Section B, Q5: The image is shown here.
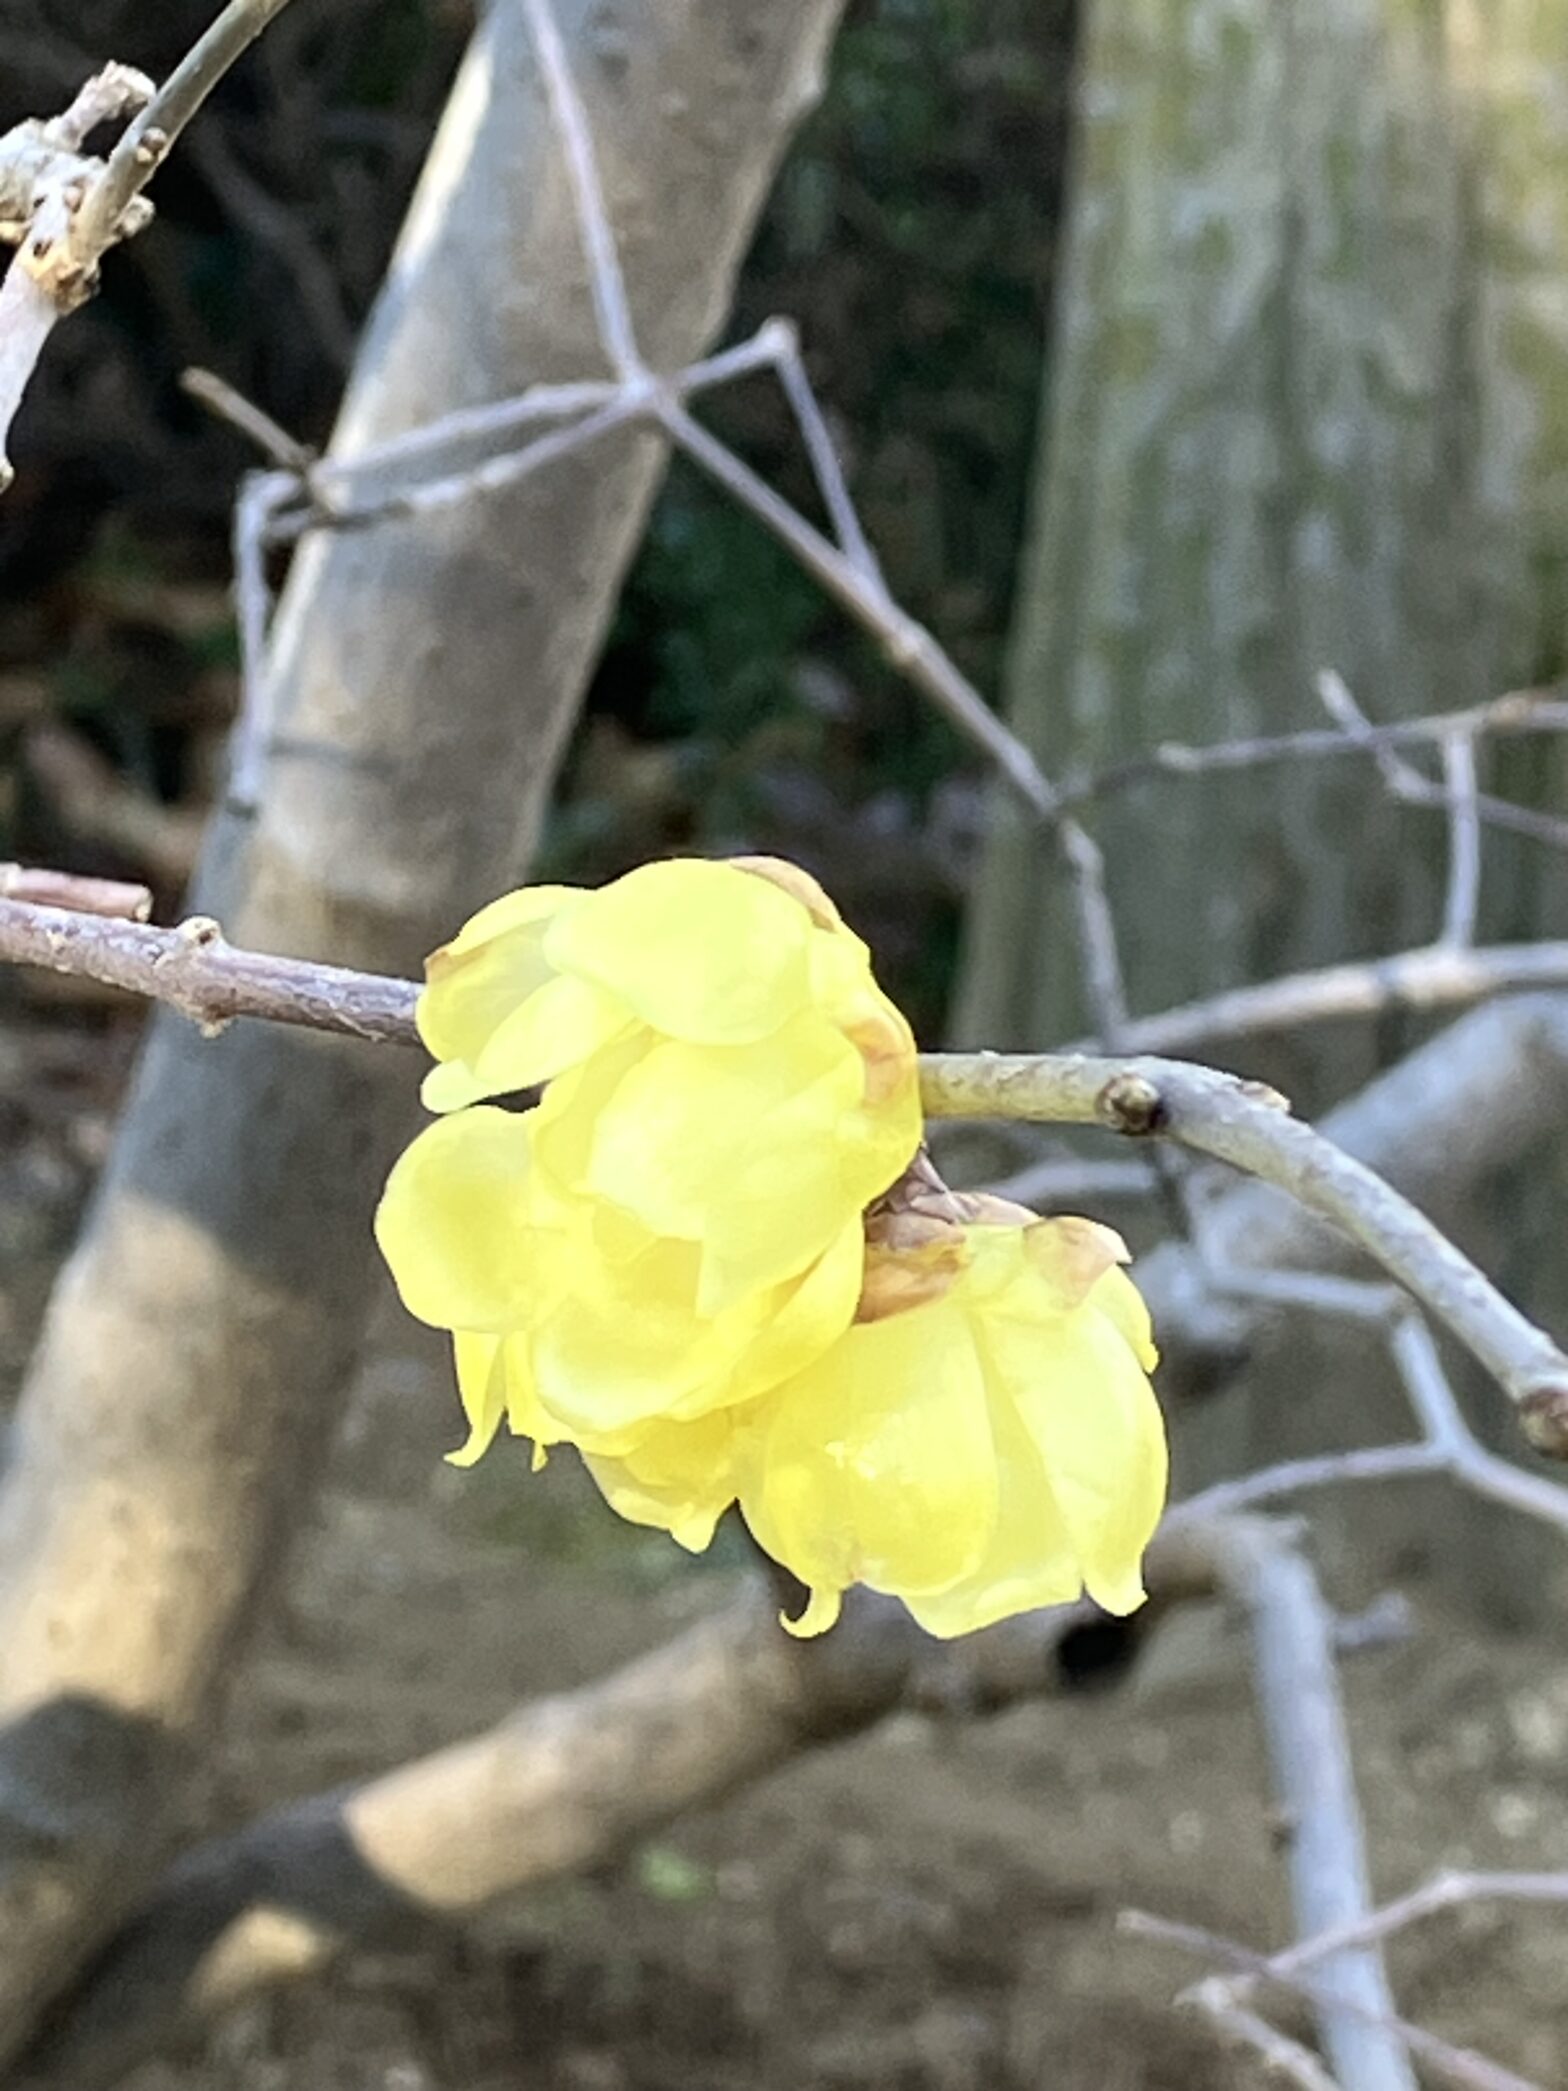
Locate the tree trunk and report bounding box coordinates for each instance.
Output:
[0,0,845,2061]
[957,0,1568,1067]
[952,0,1568,1597]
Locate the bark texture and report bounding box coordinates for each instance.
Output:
[957,0,1568,1059]
[0,0,845,2060]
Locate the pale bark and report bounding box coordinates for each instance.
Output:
[18,1529,1230,2091]
[0,0,845,2060]
[956,0,1568,1062]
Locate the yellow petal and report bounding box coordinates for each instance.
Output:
[779,1585,843,1638]
[719,1217,864,1409]
[901,1381,1083,1637]
[583,1018,865,1301]
[448,1331,507,1467]
[1087,1262,1160,1372]
[373,1107,539,1332]
[418,886,580,1072]
[496,1330,569,1450]
[983,1303,1167,1617]
[738,1297,997,1607]
[464,971,634,1097]
[529,1232,765,1441]
[581,1406,742,1553]
[543,858,814,1044]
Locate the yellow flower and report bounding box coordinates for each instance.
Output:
[374,856,922,1461]
[733,1215,1166,1639]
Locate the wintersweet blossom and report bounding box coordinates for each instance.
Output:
[374,856,921,1458]
[577,1207,1167,1640]
[375,852,1167,1642]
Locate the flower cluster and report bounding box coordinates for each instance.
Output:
[376,855,1167,1638]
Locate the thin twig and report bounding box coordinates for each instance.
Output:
[70,0,300,261]
[1060,687,1568,805]
[1271,1871,1568,1976]
[1203,1520,1417,2090]
[518,0,643,378]
[0,0,301,485]
[225,467,297,810]
[0,897,418,1042]
[0,891,1561,1458]
[1088,941,1568,1056]
[0,864,151,920]
[181,367,316,474]
[766,316,879,575]
[1439,730,1482,949]
[1123,1913,1541,2091]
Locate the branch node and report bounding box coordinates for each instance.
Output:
[1518,1381,1568,1461]
[175,914,224,949]
[1095,1070,1167,1136]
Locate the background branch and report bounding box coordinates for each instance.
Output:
[0,887,1562,1461]
[0,0,297,486]
[12,1528,1226,2090]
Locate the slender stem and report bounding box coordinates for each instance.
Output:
[1209,1521,1418,2091]
[72,0,301,259]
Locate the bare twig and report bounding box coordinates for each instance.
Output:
[0,864,150,921]
[0,897,418,1042]
[921,1052,1568,1446]
[518,0,643,379]
[1180,1977,1345,2091]
[1171,1281,1568,1536]
[0,0,300,486]
[69,0,300,261]
[1439,730,1482,949]
[766,315,879,575]
[0,891,1561,1459]
[1202,1520,1417,2091]
[1317,670,1568,864]
[1060,685,1568,805]
[1124,1914,1541,2091]
[181,367,316,471]
[1271,1870,1568,1975]
[1090,942,1568,1056]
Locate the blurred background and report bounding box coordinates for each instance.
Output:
[4,2,1568,2086]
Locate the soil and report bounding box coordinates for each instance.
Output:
[3,1008,1568,2091]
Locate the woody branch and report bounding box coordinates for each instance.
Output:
[1,887,1564,1460]
[0,0,298,487]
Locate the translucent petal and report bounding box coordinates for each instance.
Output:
[780,1585,843,1639]
[1014,1215,1131,1309]
[496,1330,568,1449]
[465,972,633,1096]
[529,1033,654,1194]
[718,1217,863,1410]
[543,858,814,1044]
[373,1108,539,1332]
[584,1018,865,1300]
[530,1233,770,1441]
[901,1380,1083,1637]
[418,886,580,1071]
[448,1332,506,1467]
[1087,1263,1159,1371]
[738,1298,997,1605]
[581,1406,742,1553]
[983,1304,1167,1617]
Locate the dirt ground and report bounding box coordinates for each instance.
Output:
[4,1008,1568,2091]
